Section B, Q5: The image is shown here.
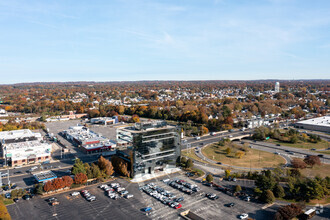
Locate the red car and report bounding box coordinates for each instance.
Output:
[175,204,182,209]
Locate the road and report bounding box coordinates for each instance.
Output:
[182,130,330,165]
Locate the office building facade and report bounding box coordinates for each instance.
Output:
[117,121,181,178]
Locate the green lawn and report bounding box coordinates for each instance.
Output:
[266,138,329,150]
[181,149,208,163]
[201,143,285,168]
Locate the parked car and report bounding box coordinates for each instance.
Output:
[124,194,134,199]
[276,144,281,146]
[318,154,324,157]
[142,207,152,212]
[311,148,317,151]
[23,195,31,200]
[13,198,20,203]
[195,137,201,140]
[47,197,57,202]
[226,203,235,207]
[5,193,11,199]
[71,192,80,196]
[239,213,249,219]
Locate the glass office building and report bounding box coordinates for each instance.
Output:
[116,121,181,178]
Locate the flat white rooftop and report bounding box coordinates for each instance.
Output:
[0,129,40,140]
[296,116,330,128]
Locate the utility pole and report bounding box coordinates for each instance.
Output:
[7,169,10,185]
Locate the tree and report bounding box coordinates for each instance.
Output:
[62,176,73,188]
[261,190,275,204]
[186,159,194,169]
[44,181,55,192]
[98,156,114,177]
[235,151,245,159]
[225,147,231,155]
[132,114,140,123]
[74,173,88,185]
[0,199,11,220]
[36,183,44,195]
[290,135,298,144]
[273,184,285,198]
[274,204,303,220]
[225,169,231,178]
[84,163,93,179]
[72,159,86,175]
[181,157,187,167]
[304,155,321,167]
[201,126,209,135]
[10,189,18,198]
[91,163,101,178]
[206,174,213,183]
[52,178,65,190]
[291,158,307,169]
[235,185,242,193]
[111,156,130,177]
[255,174,276,192]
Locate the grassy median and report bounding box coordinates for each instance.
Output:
[266,138,329,150]
[202,143,286,169]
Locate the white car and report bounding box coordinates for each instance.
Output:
[239,213,248,219]
[71,192,80,196]
[125,194,134,199]
[99,185,107,189]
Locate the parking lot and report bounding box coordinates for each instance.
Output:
[7,173,329,220]
[7,179,149,220]
[137,172,275,220]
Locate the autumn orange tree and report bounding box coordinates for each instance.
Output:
[98,156,114,177]
[74,173,88,185]
[111,156,130,177]
[52,178,65,190]
[62,176,73,188]
[43,181,55,192]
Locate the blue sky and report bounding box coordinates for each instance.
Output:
[0,0,329,83]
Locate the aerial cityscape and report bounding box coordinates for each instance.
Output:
[0,1,329,220]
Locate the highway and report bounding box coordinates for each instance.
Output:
[181,129,330,170]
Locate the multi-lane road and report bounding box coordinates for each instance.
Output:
[181,129,330,166]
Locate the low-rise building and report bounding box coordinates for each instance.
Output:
[0,129,52,167]
[33,170,57,183]
[90,116,118,125]
[62,126,116,154]
[295,116,330,133]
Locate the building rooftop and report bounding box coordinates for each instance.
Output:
[0,129,41,141]
[33,171,57,183]
[119,121,176,133]
[296,116,330,128]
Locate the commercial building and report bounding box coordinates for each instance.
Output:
[245,116,278,129]
[33,170,57,183]
[116,121,181,180]
[62,126,116,154]
[0,129,52,167]
[90,116,118,125]
[295,116,330,133]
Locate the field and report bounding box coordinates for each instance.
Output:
[202,143,286,169]
[301,163,330,178]
[181,149,208,163]
[266,138,329,150]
